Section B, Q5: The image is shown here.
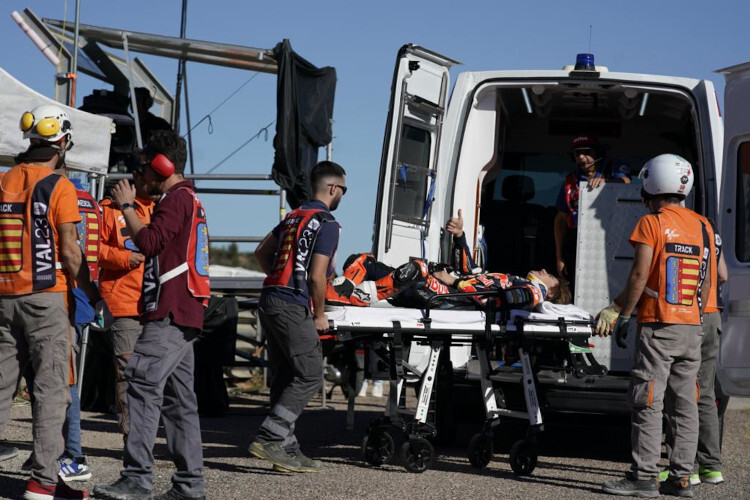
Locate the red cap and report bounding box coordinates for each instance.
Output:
[570,134,598,150]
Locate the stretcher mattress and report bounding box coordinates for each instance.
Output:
[326,303,594,373]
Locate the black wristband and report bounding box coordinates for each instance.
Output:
[120,202,134,211]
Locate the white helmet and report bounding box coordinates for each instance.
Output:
[19,104,73,143]
[639,154,693,198]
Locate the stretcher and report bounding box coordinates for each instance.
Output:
[324,291,600,475]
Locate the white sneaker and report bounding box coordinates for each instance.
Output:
[358,380,369,398]
[371,380,384,398]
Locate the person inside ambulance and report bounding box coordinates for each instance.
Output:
[0,104,101,499]
[98,163,155,438]
[94,130,209,500]
[595,154,712,497]
[554,134,631,293]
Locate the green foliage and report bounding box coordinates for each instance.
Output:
[210,243,262,271]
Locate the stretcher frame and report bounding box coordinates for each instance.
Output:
[325,291,598,474]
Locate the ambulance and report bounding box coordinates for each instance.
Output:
[371,44,750,409]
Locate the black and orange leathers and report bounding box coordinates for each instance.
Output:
[328,254,545,311]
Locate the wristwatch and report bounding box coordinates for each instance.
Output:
[120,202,134,212]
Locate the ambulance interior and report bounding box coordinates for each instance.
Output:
[477,83,704,303]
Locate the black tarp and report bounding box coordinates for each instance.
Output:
[272,39,336,208]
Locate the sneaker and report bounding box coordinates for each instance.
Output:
[92,476,151,500]
[358,380,369,398]
[658,470,669,482]
[602,477,659,498]
[154,488,205,500]
[698,467,724,484]
[23,479,88,500]
[271,451,323,473]
[0,442,18,461]
[660,476,693,497]
[248,440,304,473]
[59,456,92,482]
[689,474,700,486]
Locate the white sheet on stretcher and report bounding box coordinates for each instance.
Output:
[326,303,489,332]
[326,302,594,373]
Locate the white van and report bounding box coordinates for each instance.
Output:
[371,44,750,407]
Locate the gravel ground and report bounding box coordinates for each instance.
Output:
[0,390,747,499]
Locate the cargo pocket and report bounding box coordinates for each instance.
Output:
[125,343,165,386]
[628,369,655,409]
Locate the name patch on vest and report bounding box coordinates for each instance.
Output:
[0,203,24,215]
[666,243,699,256]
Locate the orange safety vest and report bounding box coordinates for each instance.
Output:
[141,186,210,312]
[637,207,712,325]
[263,207,337,293]
[0,173,64,294]
[75,189,100,281]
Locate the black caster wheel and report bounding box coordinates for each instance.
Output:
[362,429,395,466]
[400,437,435,473]
[467,432,493,469]
[509,439,537,476]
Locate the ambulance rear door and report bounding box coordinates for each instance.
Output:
[716,61,750,397]
[373,44,460,266]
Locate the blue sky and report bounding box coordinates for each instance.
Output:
[2,0,749,270]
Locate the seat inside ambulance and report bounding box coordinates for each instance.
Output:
[477,83,705,296]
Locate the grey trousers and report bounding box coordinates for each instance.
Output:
[665,312,723,472]
[111,316,142,434]
[256,294,323,454]
[630,323,701,480]
[695,312,723,471]
[121,318,204,496]
[0,293,70,486]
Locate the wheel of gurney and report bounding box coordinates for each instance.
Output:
[362,429,395,466]
[400,437,435,473]
[509,439,538,476]
[467,433,493,469]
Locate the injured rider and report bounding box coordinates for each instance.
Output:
[327,210,571,311]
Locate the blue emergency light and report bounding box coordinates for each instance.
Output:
[574,53,596,71]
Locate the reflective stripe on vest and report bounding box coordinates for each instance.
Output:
[0,173,62,294]
[76,189,100,281]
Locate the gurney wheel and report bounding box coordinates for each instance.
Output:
[467,433,493,469]
[400,437,434,473]
[362,429,395,466]
[509,439,537,476]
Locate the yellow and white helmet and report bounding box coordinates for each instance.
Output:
[19,104,73,144]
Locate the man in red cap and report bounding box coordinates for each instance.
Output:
[553,134,630,293]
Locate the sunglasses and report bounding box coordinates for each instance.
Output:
[328,183,348,195]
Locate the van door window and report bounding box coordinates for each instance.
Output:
[737,141,750,262]
[393,124,432,220]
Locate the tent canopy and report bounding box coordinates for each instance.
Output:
[0,67,113,173]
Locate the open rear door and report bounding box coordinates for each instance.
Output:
[373,44,459,266]
[716,62,750,396]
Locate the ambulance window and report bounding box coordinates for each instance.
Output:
[393,124,432,219]
[737,141,750,262]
